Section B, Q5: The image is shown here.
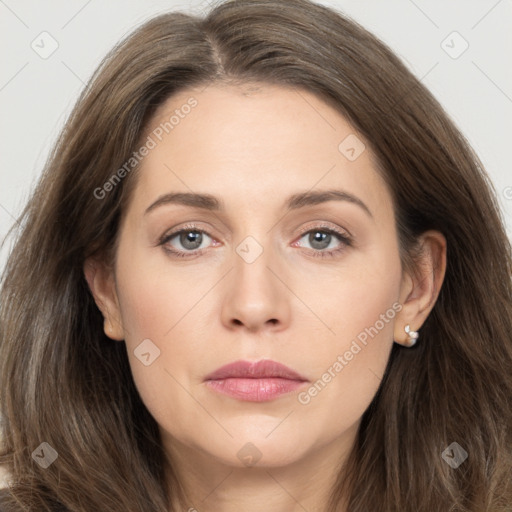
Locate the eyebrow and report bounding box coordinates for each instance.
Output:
[144,189,373,218]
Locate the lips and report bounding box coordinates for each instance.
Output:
[204,359,309,402]
[204,359,308,381]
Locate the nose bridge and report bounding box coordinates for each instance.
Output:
[220,228,290,331]
[228,204,277,274]
[233,231,278,298]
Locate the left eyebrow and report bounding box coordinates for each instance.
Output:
[144,188,373,218]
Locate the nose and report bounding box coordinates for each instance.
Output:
[220,239,291,333]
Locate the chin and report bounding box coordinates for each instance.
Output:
[205,433,310,469]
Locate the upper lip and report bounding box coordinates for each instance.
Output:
[204,359,308,381]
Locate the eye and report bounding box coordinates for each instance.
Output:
[159,224,216,258]
[158,223,352,260]
[294,224,352,258]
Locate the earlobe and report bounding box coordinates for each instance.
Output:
[83,258,125,341]
[394,230,447,347]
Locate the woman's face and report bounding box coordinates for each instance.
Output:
[93,83,412,470]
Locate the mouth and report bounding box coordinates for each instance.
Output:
[204,359,309,402]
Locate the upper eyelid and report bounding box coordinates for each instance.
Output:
[161,222,351,246]
[160,223,215,240]
[296,222,351,236]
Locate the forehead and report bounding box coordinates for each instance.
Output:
[130,82,391,218]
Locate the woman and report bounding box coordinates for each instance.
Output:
[1,0,511,510]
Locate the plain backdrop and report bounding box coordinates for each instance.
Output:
[0,0,511,276]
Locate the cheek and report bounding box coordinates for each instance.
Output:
[294,231,402,345]
[114,235,200,342]
[295,249,401,435]
[112,243,202,408]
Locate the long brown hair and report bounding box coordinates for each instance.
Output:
[1,0,511,510]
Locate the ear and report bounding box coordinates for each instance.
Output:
[83,257,125,341]
[394,230,447,347]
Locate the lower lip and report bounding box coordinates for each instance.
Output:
[205,378,307,402]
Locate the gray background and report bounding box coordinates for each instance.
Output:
[1,0,511,277]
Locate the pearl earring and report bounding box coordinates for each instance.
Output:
[404,324,419,347]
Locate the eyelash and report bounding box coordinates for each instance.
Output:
[296,224,352,259]
[159,223,353,259]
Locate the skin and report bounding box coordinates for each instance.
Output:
[85,83,446,512]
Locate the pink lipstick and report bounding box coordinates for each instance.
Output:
[204,359,308,402]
